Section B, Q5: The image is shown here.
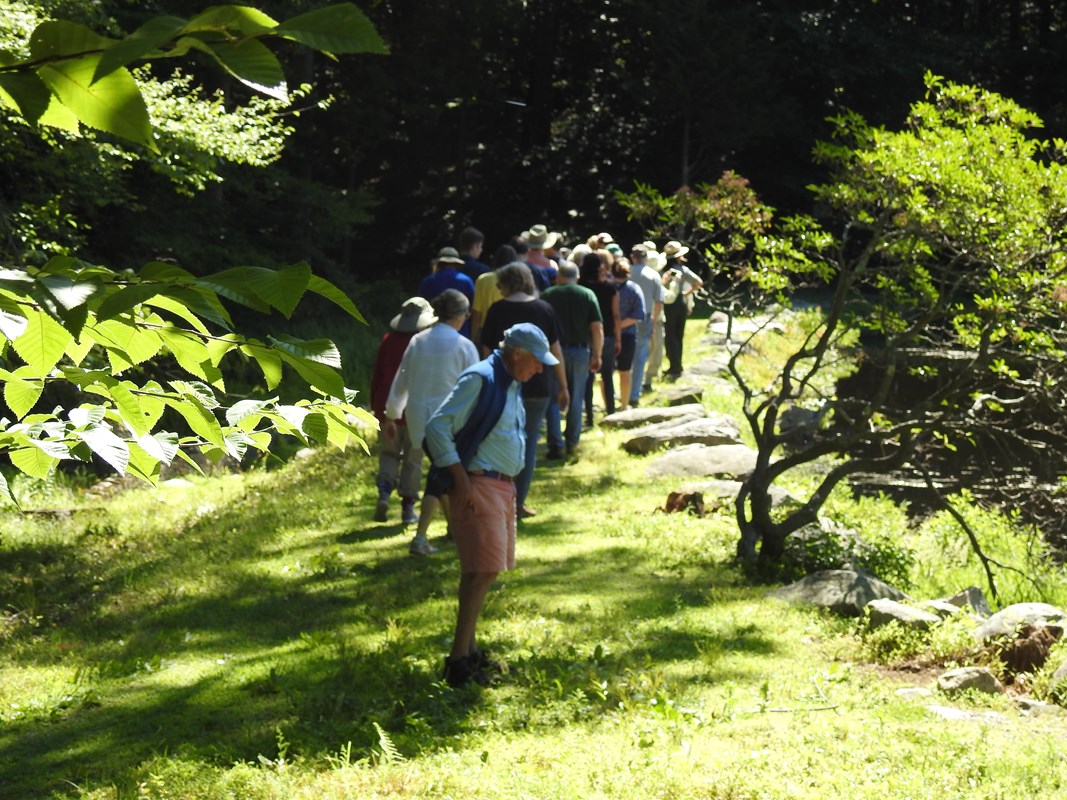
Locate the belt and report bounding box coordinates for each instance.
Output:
[561,342,588,349]
[468,469,515,483]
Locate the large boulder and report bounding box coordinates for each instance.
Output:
[622,415,742,455]
[645,443,760,480]
[766,569,906,617]
[942,587,993,619]
[601,404,706,430]
[661,384,705,406]
[972,602,1067,643]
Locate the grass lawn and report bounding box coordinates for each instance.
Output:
[2,318,1067,799]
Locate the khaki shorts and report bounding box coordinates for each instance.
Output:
[451,475,516,573]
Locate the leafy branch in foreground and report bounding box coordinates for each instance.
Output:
[0,256,373,503]
[0,3,387,150]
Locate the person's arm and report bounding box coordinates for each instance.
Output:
[550,341,569,413]
[383,347,414,440]
[589,321,604,372]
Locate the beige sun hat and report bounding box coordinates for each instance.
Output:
[435,246,465,265]
[663,240,690,259]
[527,224,550,248]
[390,297,437,332]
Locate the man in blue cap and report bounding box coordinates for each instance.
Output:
[424,322,559,688]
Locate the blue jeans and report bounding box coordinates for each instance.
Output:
[517,395,551,510]
[545,371,564,451]
[630,319,654,403]
[552,344,590,448]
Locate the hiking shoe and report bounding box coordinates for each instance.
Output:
[409,538,438,556]
[373,496,389,522]
[400,500,418,525]
[442,655,489,688]
[545,447,564,460]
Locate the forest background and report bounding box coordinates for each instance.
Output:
[6,0,1065,338]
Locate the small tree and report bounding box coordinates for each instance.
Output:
[728,73,1067,578]
[0,4,388,502]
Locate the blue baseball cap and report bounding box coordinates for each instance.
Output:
[503,322,559,365]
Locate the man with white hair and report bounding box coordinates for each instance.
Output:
[425,323,558,688]
[628,245,665,405]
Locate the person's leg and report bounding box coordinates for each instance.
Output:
[562,345,590,449]
[375,426,401,521]
[664,302,684,375]
[617,332,636,410]
[450,571,498,660]
[545,371,564,457]
[516,396,550,516]
[648,317,664,387]
[584,362,595,426]
[630,320,652,404]
[410,493,441,555]
[397,427,423,524]
[599,336,616,414]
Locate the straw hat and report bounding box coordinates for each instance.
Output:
[434,246,465,265]
[390,297,437,332]
[663,240,690,259]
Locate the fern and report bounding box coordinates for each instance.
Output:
[373,722,404,764]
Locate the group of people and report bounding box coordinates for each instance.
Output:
[368,225,704,687]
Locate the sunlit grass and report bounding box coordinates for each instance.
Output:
[2,316,1067,799]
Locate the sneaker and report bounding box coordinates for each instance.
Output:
[409,538,438,556]
[373,496,389,522]
[442,654,489,688]
[400,500,418,525]
[641,383,652,394]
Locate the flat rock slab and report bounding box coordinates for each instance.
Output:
[661,384,705,406]
[601,404,706,430]
[767,569,906,617]
[937,666,1003,696]
[645,443,760,480]
[623,415,742,455]
[685,354,731,378]
[866,598,942,631]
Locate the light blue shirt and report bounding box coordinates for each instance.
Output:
[424,359,526,477]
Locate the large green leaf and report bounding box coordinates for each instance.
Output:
[307,273,366,322]
[0,294,29,342]
[194,272,270,313]
[182,6,278,36]
[136,431,179,465]
[96,283,163,321]
[90,319,163,366]
[103,379,149,437]
[268,334,341,368]
[10,446,58,479]
[240,343,282,389]
[208,264,311,318]
[276,350,345,398]
[0,71,52,123]
[29,20,111,59]
[226,397,274,427]
[93,16,186,83]
[76,424,129,475]
[12,309,72,373]
[160,395,225,449]
[125,442,162,484]
[275,4,388,55]
[153,287,233,331]
[158,328,224,387]
[208,39,287,101]
[38,57,155,149]
[4,373,42,419]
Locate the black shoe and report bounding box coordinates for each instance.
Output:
[545,447,563,460]
[442,655,489,688]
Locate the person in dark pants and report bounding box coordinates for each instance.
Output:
[579,251,620,423]
[660,241,703,379]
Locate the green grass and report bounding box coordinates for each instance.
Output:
[2,317,1067,799]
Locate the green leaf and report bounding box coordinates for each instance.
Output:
[10,446,58,479]
[160,395,225,449]
[96,283,163,321]
[0,471,18,509]
[205,333,240,366]
[208,39,288,101]
[158,328,224,387]
[29,22,153,148]
[194,272,270,313]
[301,411,329,444]
[136,431,179,465]
[169,379,220,411]
[151,287,233,331]
[182,6,278,36]
[68,405,107,428]
[0,298,29,342]
[125,442,161,484]
[226,398,274,427]
[223,428,256,460]
[268,334,341,368]
[90,319,163,367]
[104,379,148,437]
[4,375,42,419]
[241,343,282,389]
[275,3,389,55]
[276,350,345,398]
[12,309,72,373]
[207,264,311,318]
[308,273,366,322]
[76,425,129,475]
[93,16,187,83]
[0,71,52,124]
